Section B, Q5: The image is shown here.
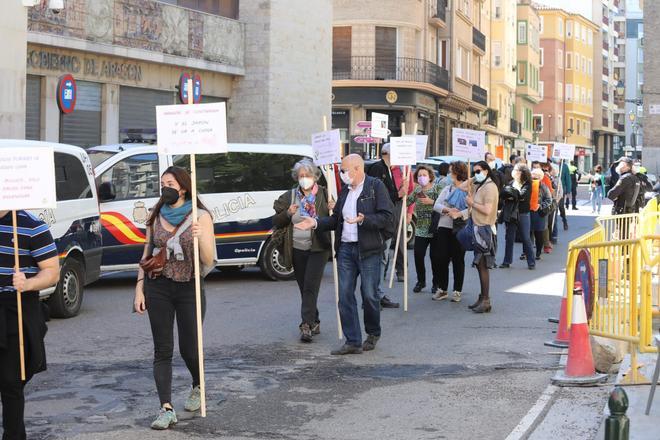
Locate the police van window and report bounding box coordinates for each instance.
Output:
[175,153,305,193]
[100,154,160,201]
[54,152,92,201]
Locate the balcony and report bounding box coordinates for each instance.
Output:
[431,0,447,24]
[484,108,498,127]
[603,15,609,26]
[333,56,449,91]
[603,92,610,102]
[603,40,610,51]
[473,27,486,53]
[602,116,610,128]
[614,46,619,57]
[510,119,521,136]
[472,84,488,107]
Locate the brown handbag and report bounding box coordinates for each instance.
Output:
[139,214,190,278]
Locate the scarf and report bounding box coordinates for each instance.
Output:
[160,200,192,226]
[297,184,318,218]
[530,180,540,212]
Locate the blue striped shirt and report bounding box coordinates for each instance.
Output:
[0,211,57,293]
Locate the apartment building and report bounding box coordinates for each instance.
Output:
[332,0,490,157]
[516,0,542,145]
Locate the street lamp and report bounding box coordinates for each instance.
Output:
[617,80,643,105]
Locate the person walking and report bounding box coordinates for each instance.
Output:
[367,143,414,308]
[432,161,468,302]
[450,161,499,313]
[530,168,552,261]
[608,157,642,216]
[499,164,536,270]
[589,165,606,214]
[559,159,571,230]
[407,165,442,294]
[0,210,59,440]
[272,159,332,343]
[133,166,216,430]
[295,155,393,355]
[566,162,581,210]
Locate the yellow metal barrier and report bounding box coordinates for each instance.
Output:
[565,197,659,384]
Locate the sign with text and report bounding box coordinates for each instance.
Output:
[370,112,389,139]
[452,128,485,161]
[156,102,227,155]
[0,147,56,210]
[526,143,547,163]
[311,129,341,166]
[407,135,429,163]
[389,136,417,166]
[552,143,576,160]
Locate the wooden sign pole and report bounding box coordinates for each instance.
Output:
[322,116,343,340]
[12,211,26,381]
[187,78,207,417]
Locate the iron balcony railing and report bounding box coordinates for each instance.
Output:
[472,84,488,106]
[510,118,522,135]
[473,27,486,52]
[333,56,449,90]
[434,0,447,22]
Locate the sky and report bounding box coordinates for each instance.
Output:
[535,0,593,20]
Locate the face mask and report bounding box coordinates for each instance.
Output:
[340,171,353,186]
[299,177,314,190]
[418,175,430,186]
[488,161,496,170]
[512,170,521,181]
[161,186,180,205]
[474,172,487,183]
[444,175,454,185]
[632,165,640,174]
[616,163,626,175]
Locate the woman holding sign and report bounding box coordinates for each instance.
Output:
[133,167,215,430]
[272,159,333,343]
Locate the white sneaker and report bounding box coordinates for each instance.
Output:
[451,291,462,303]
[432,291,448,301]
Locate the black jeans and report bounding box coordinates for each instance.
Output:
[0,381,25,440]
[292,248,329,326]
[413,236,436,286]
[145,277,206,406]
[434,227,465,292]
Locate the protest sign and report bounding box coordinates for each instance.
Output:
[0,147,56,210]
[156,102,228,155]
[311,129,342,166]
[370,112,389,139]
[390,136,417,166]
[452,128,485,161]
[526,143,548,163]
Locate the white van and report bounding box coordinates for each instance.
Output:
[0,140,102,318]
[88,142,314,280]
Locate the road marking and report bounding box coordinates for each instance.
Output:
[504,384,559,440]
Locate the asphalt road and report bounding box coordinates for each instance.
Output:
[22,196,605,440]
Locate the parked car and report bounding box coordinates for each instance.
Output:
[89,142,320,281]
[0,140,103,318]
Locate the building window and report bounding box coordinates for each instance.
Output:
[558,49,563,68]
[539,48,544,66]
[457,45,471,81]
[576,119,581,135]
[539,16,544,34]
[575,22,580,40]
[493,41,502,67]
[517,61,527,84]
[558,82,563,101]
[332,27,352,75]
[438,38,449,69]
[588,59,592,76]
[159,0,239,19]
[558,18,563,36]
[566,20,573,38]
[494,0,501,19]
[582,26,587,42]
[566,84,572,101]
[569,118,574,132]
[581,56,586,73]
[566,52,572,69]
[533,114,543,133]
[459,0,471,17]
[557,115,563,136]
[588,31,593,45]
[518,21,528,44]
[375,26,397,80]
[588,89,592,103]
[539,80,544,99]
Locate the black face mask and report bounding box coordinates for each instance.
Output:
[161,187,180,205]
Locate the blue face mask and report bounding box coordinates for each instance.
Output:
[444,175,453,185]
[474,172,487,183]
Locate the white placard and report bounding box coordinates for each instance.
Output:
[410,135,429,163]
[311,129,341,166]
[0,147,56,210]
[370,112,389,139]
[552,143,576,160]
[390,137,417,166]
[156,102,228,155]
[649,104,660,115]
[526,144,547,163]
[452,128,485,161]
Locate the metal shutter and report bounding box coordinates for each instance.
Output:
[25,75,41,140]
[60,81,102,149]
[119,86,174,136]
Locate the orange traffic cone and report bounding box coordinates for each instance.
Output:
[552,284,607,386]
[544,282,574,348]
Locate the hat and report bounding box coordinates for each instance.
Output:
[615,156,633,165]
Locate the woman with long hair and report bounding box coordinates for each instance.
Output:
[272,159,332,342]
[432,161,468,302]
[133,166,216,430]
[499,164,536,270]
[450,161,499,313]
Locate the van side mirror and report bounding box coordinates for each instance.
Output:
[98,182,116,202]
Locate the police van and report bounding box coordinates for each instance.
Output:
[88,142,314,280]
[0,140,103,318]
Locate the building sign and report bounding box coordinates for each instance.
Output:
[179,73,191,103]
[649,104,660,115]
[56,74,77,114]
[27,49,143,82]
[193,74,202,104]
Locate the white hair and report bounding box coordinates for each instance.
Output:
[291,159,321,181]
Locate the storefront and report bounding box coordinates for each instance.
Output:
[25,44,233,147]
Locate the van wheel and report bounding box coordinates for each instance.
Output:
[259,239,295,281]
[48,258,84,319]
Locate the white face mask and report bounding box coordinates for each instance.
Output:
[298,177,314,190]
[474,171,487,183]
[488,161,496,170]
[632,165,640,174]
[340,170,353,186]
[616,163,626,175]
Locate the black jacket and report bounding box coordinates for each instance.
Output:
[498,185,520,224]
[366,159,399,204]
[316,176,394,258]
[607,172,641,214]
